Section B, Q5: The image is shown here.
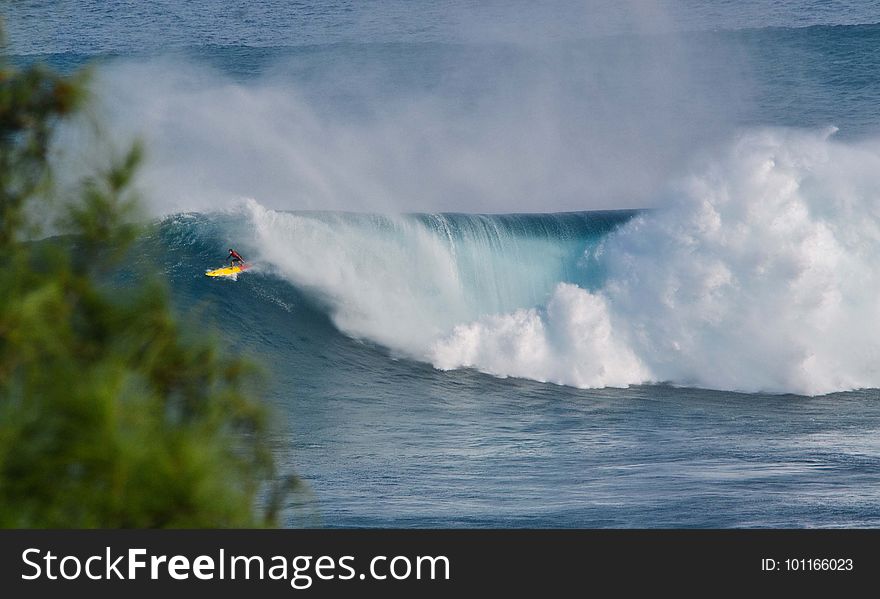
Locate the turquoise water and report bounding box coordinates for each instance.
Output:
[7,2,880,527]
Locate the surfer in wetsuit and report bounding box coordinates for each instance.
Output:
[227,248,245,267]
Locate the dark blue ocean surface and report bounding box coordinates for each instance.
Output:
[6,0,880,54]
[7,2,880,527]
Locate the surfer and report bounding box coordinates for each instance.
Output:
[227,248,245,267]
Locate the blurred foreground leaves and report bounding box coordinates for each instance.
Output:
[0,46,291,527]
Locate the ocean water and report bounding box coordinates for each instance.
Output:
[6,1,880,527]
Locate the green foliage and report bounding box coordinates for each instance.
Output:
[0,48,289,527]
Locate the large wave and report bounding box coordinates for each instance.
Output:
[244,203,629,355]
[237,127,880,396]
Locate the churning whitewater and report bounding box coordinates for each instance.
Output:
[225,127,880,396]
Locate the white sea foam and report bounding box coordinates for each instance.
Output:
[433,128,880,394]
[431,283,651,388]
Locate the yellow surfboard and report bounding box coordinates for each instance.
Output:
[205,263,250,277]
